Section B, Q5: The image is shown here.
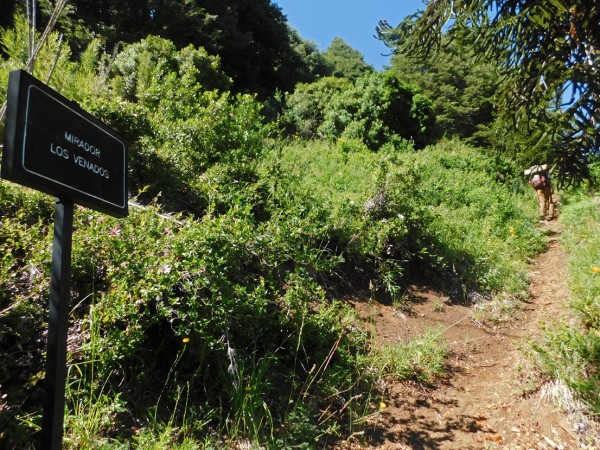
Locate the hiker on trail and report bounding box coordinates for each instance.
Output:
[525,164,556,221]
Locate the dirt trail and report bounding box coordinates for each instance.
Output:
[349,220,599,449]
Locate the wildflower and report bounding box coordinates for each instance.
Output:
[182,337,190,344]
[509,227,517,238]
[159,264,172,274]
[592,266,600,273]
[379,401,387,410]
[108,224,121,237]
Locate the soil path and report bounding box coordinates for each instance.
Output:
[349,220,598,449]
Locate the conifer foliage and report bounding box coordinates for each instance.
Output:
[377,0,600,186]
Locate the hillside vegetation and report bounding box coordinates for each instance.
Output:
[1,5,599,449]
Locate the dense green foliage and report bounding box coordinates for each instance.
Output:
[29,0,327,98]
[388,39,497,146]
[322,37,373,80]
[0,25,545,440]
[263,139,544,296]
[377,0,600,187]
[280,73,436,149]
[0,137,545,447]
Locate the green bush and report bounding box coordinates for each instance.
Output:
[279,76,351,140]
[0,183,54,445]
[110,35,230,105]
[101,35,266,214]
[400,140,545,294]
[0,181,374,447]
[280,73,435,150]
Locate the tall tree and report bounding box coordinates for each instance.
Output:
[37,0,322,97]
[377,0,599,186]
[389,38,497,145]
[287,28,331,83]
[322,37,373,80]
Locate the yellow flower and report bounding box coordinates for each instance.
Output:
[592,266,600,273]
[379,401,387,410]
[182,337,190,343]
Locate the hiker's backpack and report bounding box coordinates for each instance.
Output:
[530,173,548,189]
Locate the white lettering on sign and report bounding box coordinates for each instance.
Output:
[50,142,69,159]
[72,154,110,179]
[64,131,101,158]
[48,141,110,178]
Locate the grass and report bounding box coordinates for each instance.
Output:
[561,198,600,326]
[531,196,600,418]
[63,306,126,449]
[368,327,448,382]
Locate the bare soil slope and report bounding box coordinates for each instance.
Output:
[349,220,599,449]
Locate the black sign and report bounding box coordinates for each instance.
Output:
[2,70,128,217]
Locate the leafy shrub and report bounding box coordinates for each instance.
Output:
[110,35,230,105]
[279,76,351,139]
[82,38,264,215]
[259,140,417,299]
[398,140,545,294]
[0,181,374,447]
[281,73,435,150]
[0,183,54,445]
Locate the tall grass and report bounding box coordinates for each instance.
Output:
[261,139,545,298]
[368,327,447,382]
[532,197,600,415]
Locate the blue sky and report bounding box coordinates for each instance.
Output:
[273,0,426,70]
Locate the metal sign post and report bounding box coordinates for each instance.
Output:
[40,198,73,450]
[1,70,128,449]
